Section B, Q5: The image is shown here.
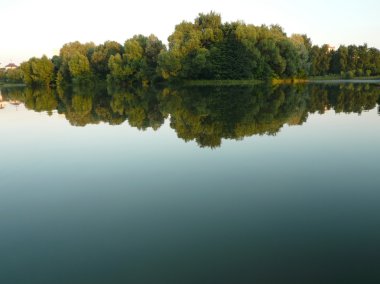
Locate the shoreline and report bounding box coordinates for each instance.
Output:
[2,78,380,89]
[184,78,380,86]
[0,83,26,88]
[307,79,380,84]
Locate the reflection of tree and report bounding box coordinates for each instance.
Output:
[24,88,58,115]
[161,85,309,147]
[56,85,96,126]
[164,83,379,147]
[0,87,25,102]
[110,87,167,130]
[308,84,379,114]
[2,83,379,148]
[1,87,58,115]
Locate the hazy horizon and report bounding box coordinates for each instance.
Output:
[2,0,380,65]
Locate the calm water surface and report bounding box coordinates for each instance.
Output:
[0,83,380,283]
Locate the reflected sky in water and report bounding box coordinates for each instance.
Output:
[0,84,380,284]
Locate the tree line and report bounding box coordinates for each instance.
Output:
[2,12,380,86]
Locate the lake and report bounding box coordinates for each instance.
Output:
[0,83,380,284]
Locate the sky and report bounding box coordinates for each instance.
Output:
[1,0,380,65]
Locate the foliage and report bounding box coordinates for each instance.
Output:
[57,41,96,83]
[108,34,166,85]
[16,12,380,85]
[20,55,54,86]
[68,52,91,79]
[159,12,380,81]
[89,41,123,79]
[0,68,23,83]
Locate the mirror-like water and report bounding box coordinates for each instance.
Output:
[1,83,380,284]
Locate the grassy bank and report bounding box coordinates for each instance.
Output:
[308,75,380,84]
[183,79,263,86]
[271,78,309,84]
[0,82,26,88]
[184,77,376,86]
[309,75,380,81]
[273,76,380,84]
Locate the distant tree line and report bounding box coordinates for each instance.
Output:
[0,68,23,83]
[310,43,380,78]
[7,12,380,86]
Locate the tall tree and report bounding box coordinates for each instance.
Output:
[20,55,54,86]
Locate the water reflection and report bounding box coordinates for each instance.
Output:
[1,83,380,284]
[1,83,380,147]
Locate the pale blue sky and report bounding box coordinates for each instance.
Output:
[1,0,379,65]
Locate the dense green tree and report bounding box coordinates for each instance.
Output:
[108,53,128,82]
[195,11,224,47]
[330,45,348,74]
[160,13,313,80]
[20,55,54,86]
[108,34,165,84]
[57,41,95,83]
[309,44,332,76]
[157,51,182,79]
[68,52,91,79]
[0,68,23,83]
[257,37,286,78]
[290,34,311,77]
[368,48,380,75]
[207,22,259,79]
[90,41,123,79]
[347,45,359,72]
[144,35,167,80]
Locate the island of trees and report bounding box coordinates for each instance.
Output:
[1,12,380,86]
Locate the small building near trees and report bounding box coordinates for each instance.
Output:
[5,63,18,70]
